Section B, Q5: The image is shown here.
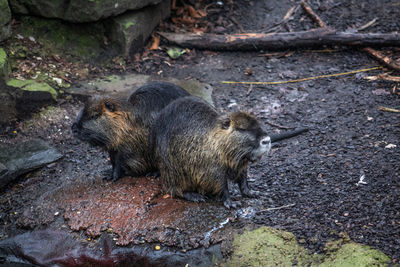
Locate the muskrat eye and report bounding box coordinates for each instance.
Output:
[90,114,100,120]
[104,101,115,112]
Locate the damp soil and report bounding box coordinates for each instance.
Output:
[1,0,400,265]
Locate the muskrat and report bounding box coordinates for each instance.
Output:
[71,82,189,181]
[151,96,272,208]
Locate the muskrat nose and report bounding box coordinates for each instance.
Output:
[260,136,271,146]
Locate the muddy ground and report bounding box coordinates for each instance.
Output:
[1,0,400,265]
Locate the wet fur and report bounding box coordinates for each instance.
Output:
[72,82,189,180]
[151,96,270,208]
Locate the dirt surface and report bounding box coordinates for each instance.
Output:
[1,0,400,265]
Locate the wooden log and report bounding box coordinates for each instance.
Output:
[159,29,400,51]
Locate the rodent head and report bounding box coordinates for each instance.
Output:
[71,97,131,148]
[218,112,271,164]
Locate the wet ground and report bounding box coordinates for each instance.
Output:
[1,0,400,265]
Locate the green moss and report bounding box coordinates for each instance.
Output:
[0,0,11,25]
[0,48,6,63]
[224,227,390,267]
[226,227,321,266]
[19,16,104,59]
[321,240,391,267]
[7,79,57,100]
[0,48,10,81]
[124,21,136,30]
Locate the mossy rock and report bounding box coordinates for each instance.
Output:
[7,79,57,100]
[0,48,10,82]
[19,16,106,60]
[106,0,171,59]
[0,0,12,41]
[224,227,390,267]
[9,0,164,23]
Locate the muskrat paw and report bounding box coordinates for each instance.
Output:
[102,169,114,181]
[242,190,260,198]
[223,198,238,209]
[183,192,206,203]
[146,171,160,178]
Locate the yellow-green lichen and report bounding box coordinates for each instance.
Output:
[0,47,10,81]
[7,79,57,100]
[124,21,136,30]
[224,227,390,267]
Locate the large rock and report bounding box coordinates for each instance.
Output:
[107,0,171,58]
[0,49,15,124]
[17,0,170,60]
[0,139,62,188]
[0,77,57,124]
[9,0,164,23]
[0,48,10,82]
[0,0,11,42]
[19,16,106,60]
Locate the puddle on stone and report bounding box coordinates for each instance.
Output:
[59,176,230,249]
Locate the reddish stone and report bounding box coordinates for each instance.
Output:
[62,177,229,249]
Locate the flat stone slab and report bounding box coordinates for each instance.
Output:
[67,74,214,106]
[0,139,62,188]
[60,177,229,249]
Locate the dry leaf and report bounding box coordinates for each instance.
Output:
[197,10,207,17]
[149,36,160,50]
[179,15,196,24]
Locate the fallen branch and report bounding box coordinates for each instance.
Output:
[257,203,295,213]
[159,30,400,51]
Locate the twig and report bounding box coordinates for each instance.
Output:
[262,5,299,33]
[265,120,295,130]
[257,203,295,213]
[378,106,400,113]
[299,2,400,73]
[222,66,382,85]
[362,48,400,72]
[246,84,253,96]
[358,18,378,31]
[378,73,400,82]
[300,1,327,28]
[230,17,245,33]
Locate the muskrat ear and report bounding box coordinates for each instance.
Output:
[104,101,115,112]
[219,115,231,129]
